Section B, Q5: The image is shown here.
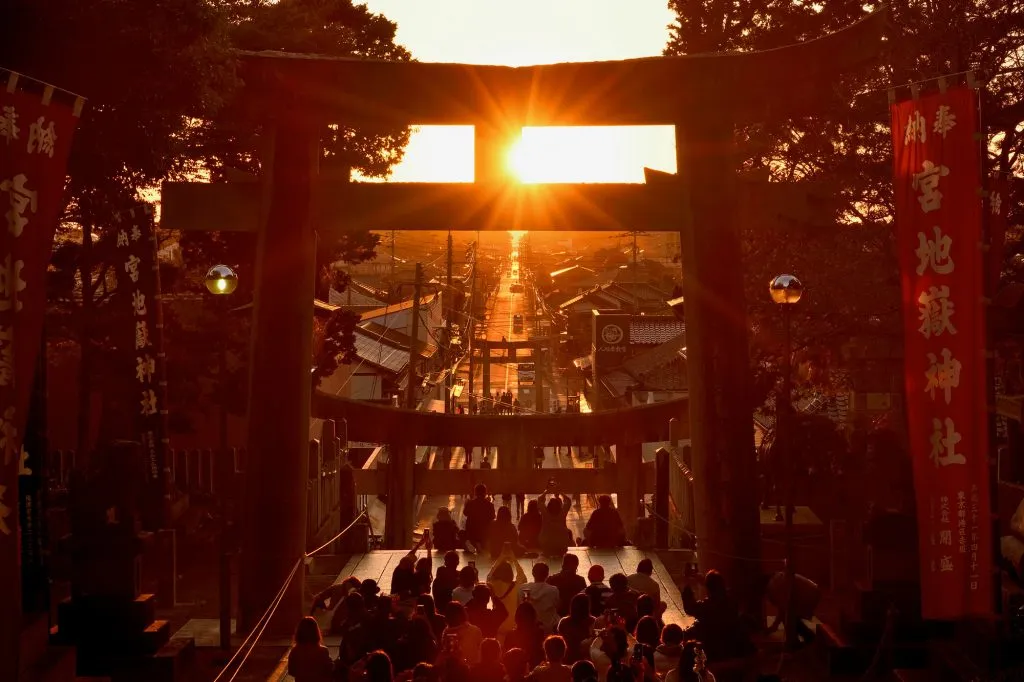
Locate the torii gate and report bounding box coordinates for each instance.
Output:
[161,9,887,632]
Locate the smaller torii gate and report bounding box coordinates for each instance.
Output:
[312,391,690,548]
[473,337,552,412]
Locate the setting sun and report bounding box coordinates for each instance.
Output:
[507,126,676,184]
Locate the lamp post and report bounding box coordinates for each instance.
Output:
[769,273,803,650]
[205,264,238,649]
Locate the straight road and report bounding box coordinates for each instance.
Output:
[408,234,605,543]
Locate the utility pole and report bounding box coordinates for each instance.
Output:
[407,263,423,409]
[388,229,397,298]
[468,236,478,396]
[444,232,453,413]
[617,230,648,313]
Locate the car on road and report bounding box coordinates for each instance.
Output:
[510,282,524,293]
[512,313,524,332]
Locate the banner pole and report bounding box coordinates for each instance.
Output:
[977,81,1004,632]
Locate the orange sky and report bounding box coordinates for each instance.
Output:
[360,0,679,183]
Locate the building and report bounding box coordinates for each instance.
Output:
[587,310,688,410]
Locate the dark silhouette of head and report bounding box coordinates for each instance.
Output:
[444,601,468,627]
[598,495,613,509]
[492,561,514,584]
[561,553,579,573]
[543,635,567,663]
[474,484,487,498]
[459,566,477,588]
[532,562,550,582]
[569,593,591,621]
[637,558,653,576]
[497,506,513,524]
[526,500,540,515]
[571,659,598,682]
[705,570,727,600]
[609,573,629,593]
[294,616,322,645]
[365,650,393,682]
[514,602,537,629]
[480,637,502,664]
[444,550,459,569]
[634,616,659,647]
[503,648,528,679]
[661,623,684,646]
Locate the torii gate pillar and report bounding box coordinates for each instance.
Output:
[676,113,761,614]
[238,120,317,633]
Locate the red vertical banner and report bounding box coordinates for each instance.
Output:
[0,74,83,674]
[891,86,992,619]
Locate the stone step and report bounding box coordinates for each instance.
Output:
[76,637,196,682]
[18,642,76,682]
[20,613,52,674]
[57,594,157,639]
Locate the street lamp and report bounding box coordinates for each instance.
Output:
[769,273,802,651]
[205,264,237,649]
[205,264,239,296]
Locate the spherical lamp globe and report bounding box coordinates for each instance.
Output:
[205,265,238,296]
[768,274,803,305]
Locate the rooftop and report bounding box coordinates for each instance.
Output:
[359,292,438,322]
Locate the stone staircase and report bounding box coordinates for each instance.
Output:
[49,592,196,682]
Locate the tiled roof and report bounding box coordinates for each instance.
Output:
[351,332,410,375]
[329,285,386,308]
[549,264,596,279]
[359,293,438,321]
[629,318,686,345]
[621,333,688,389]
[359,322,438,359]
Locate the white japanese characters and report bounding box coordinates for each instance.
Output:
[915,226,954,276]
[912,161,950,214]
[929,417,965,467]
[933,105,957,138]
[917,285,957,339]
[1,173,38,237]
[0,106,18,144]
[924,348,961,405]
[905,109,927,145]
[124,254,141,283]
[140,389,158,416]
[990,191,1002,216]
[26,116,56,158]
[136,355,155,383]
[0,255,26,313]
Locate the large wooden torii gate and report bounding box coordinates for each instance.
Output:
[161,9,886,631]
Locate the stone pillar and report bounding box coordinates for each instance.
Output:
[675,115,761,614]
[238,120,318,634]
[616,440,642,542]
[535,342,546,413]
[384,443,415,549]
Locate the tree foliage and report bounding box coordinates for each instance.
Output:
[664,0,1024,413]
[2,0,411,439]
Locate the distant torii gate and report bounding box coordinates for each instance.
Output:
[161,9,887,632]
[473,338,551,411]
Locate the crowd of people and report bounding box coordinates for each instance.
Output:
[468,390,521,415]
[431,486,629,557]
[294,487,818,682]
[300,546,722,682]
